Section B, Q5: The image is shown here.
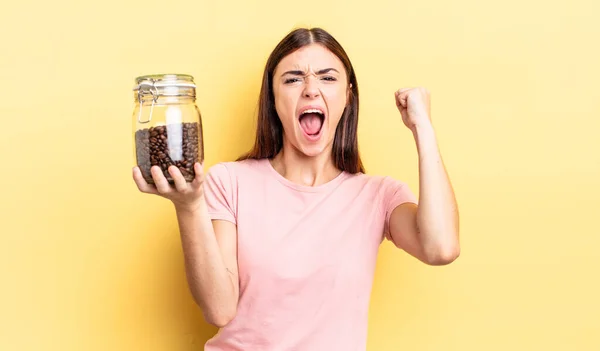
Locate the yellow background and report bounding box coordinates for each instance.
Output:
[2,0,599,350]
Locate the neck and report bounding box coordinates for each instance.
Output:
[270,140,341,187]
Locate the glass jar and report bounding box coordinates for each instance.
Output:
[132,74,204,185]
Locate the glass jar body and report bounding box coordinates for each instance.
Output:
[133,94,204,185]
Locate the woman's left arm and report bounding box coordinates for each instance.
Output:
[387,87,460,266]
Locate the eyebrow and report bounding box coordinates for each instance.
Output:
[281,68,340,76]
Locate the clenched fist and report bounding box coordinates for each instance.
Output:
[394,87,432,131]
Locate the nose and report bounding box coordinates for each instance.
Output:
[302,77,320,98]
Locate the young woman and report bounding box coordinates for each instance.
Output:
[133,27,460,350]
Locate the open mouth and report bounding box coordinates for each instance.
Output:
[298,108,325,138]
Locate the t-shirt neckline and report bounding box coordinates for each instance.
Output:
[260,158,349,193]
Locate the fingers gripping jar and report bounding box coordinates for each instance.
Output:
[133,74,204,184]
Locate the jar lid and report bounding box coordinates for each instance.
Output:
[133,74,197,100]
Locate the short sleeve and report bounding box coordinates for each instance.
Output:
[203,163,237,224]
[381,176,418,240]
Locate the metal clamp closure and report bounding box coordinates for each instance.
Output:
[137,81,159,124]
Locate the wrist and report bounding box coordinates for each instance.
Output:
[174,196,206,215]
[411,122,435,139]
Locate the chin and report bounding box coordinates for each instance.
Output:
[298,144,327,157]
[293,130,332,157]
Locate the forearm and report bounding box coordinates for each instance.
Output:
[174,200,237,325]
[413,124,460,262]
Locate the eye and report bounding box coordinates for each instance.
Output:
[321,76,337,82]
[284,77,302,84]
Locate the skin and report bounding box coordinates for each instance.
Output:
[132,43,460,327]
[270,44,351,187]
[389,87,460,265]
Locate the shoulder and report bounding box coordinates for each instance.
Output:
[346,172,417,210]
[344,172,411,193]
[205,158,266,183]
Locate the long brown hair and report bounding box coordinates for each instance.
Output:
[237,27,364,174]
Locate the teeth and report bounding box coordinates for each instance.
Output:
[301,109,324,115]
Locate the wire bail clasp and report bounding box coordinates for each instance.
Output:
[137,80,159,124]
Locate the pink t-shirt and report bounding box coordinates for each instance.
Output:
[202,158,417,351]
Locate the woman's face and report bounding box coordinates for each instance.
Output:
[273,44,350,158]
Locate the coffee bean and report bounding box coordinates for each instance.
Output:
[135,122,202,184]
